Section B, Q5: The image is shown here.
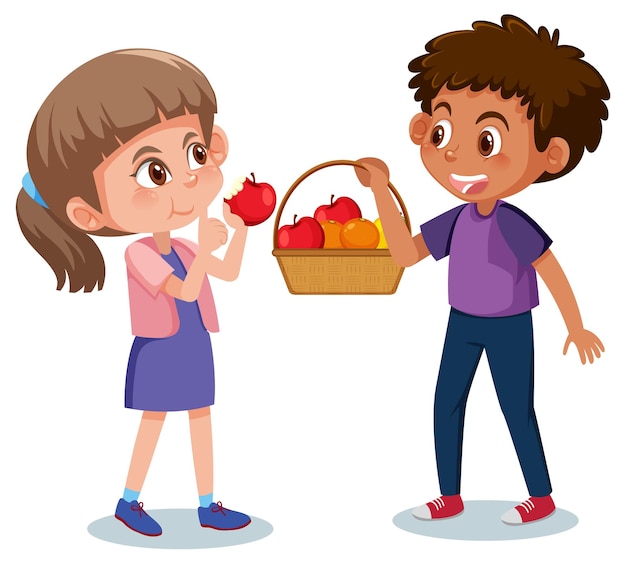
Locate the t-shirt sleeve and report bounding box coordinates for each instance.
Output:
[420,204,466,260]
[497,203,552,266]
[125,241,175,297]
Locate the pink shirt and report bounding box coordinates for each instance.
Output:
[125,237,220,337]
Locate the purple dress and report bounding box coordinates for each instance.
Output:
[124,249,215,411]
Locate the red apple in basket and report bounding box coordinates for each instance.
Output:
[224,173,276,226]
[314,195,362,224]
[277,215,325,248]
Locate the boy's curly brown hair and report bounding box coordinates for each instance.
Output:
[408,15,609,181]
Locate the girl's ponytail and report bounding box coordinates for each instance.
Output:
[16,188,105,292]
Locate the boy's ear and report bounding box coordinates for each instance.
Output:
[209,125,229,166]
[409,113,432,145]
[544,137,570,174]
[66,197,106,232]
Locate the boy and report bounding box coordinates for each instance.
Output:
[356,15,609,524]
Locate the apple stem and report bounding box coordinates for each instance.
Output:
[251,172,256,183]
[330,194,335,204]
[293,214,297,225]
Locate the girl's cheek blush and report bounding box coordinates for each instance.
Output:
[131,190,160,210]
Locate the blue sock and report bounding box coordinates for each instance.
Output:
[199,493,214,508]
[123,488,140,503]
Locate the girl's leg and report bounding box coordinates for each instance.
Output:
[190,405,251,530]
[115,410,166,536]
[125,410,167,493]
[189,406,214,500]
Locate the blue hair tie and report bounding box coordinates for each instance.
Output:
[22,172,49,209]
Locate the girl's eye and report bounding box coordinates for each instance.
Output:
[478,126,502,157]
[134,160,172,188]
[431,120,452,149]
[187,143,208,170]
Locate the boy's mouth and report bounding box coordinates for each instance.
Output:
[449,173,489,195]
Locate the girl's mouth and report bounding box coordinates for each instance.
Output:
[169,206,195,218]
[449,173,489,195]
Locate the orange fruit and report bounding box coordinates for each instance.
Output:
[320,220,343,248]
[340,218,380,249]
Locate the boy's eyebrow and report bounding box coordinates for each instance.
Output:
[132,145,162,164]
[433,101,452,114]
[476,111,509,131]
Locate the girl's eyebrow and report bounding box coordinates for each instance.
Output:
[132,145,161,164]
[182,131,201,148]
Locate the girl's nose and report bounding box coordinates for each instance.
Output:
[184,174,198,188]
[444,150,457,162]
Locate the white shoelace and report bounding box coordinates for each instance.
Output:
[519,499,536,513]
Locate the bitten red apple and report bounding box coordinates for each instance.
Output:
[314,195,362,224]
[224,173,276,226]
[277,215,325,249]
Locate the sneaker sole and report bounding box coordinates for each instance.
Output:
[502,511,556,526]
[115,514,162,536]
[413,509,465,521]
[200,519,252,531]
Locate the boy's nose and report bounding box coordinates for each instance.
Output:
[445,150,457,162]
[184,174,198,188]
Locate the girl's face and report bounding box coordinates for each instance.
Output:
[91,112,225,234]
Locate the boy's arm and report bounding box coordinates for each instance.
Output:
[355,157,430,266]
[533,249,604,364]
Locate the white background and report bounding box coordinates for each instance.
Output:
[1,0,623,560]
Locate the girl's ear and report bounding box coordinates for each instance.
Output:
[545,137,570,174]
[66,197,106,231]
[409,113,432,146]
[209,125,229,166]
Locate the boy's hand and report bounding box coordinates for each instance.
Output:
[198,214,228,255]
[354,157,390,193]
[563,329,605,364]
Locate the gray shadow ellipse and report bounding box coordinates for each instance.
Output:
[87,508,273,549]
[393,500,578,541]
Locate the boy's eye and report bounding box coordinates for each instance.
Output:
[478,126,502,157]
[187,143,208,170]
[134,160,172,188]
[431,120,452,148]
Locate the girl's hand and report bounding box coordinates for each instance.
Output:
[222,202,247,230]
[354,157,390,193]
[198,214,228,255]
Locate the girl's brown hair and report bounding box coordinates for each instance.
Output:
[17,49,217,292]
[408,15,609,182]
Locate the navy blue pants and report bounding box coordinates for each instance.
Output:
[434,308,552,497]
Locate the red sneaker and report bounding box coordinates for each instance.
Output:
[501,495,556,524]
[412,494,464,520]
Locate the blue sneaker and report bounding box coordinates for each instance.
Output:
[198,501,251,530]
[115,498,162,536]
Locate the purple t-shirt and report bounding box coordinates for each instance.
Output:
[421,201,552,317]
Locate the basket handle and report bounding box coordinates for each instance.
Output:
[273,159,411,247]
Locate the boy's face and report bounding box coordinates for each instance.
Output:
[410,86,569,205]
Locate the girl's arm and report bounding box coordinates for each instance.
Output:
[204,202,248,281]
[533,249,604,364]
[162,215,229,301]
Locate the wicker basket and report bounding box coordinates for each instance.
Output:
[272,160,411,295]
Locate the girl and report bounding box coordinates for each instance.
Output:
[17,49,251,536]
